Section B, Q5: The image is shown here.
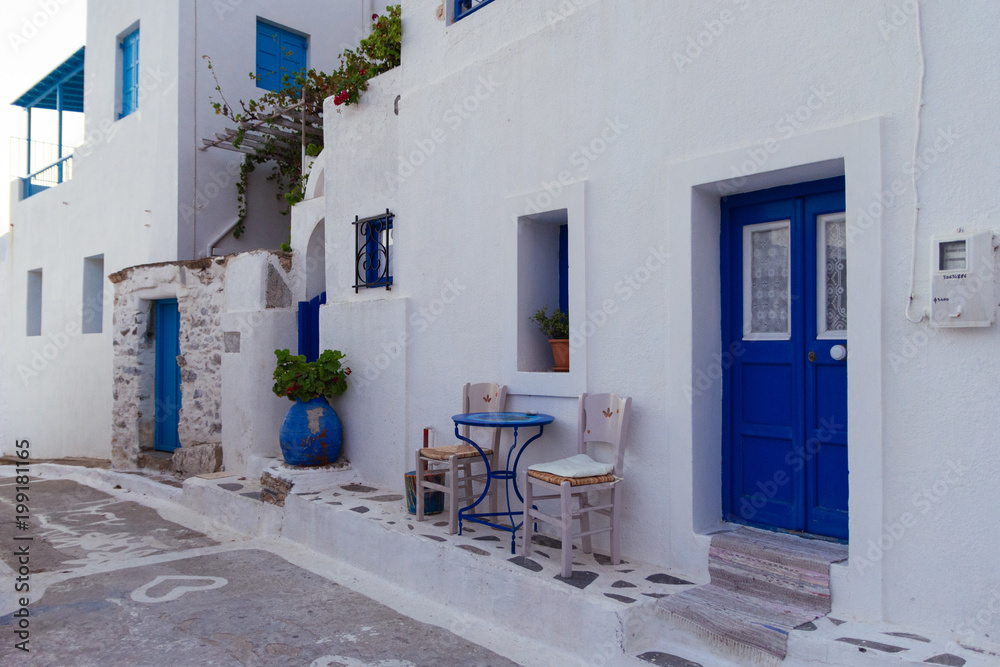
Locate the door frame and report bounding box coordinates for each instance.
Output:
[719,177,847,537]
[664,118,886,619]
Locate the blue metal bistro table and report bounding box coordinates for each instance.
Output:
[453,411,555,553]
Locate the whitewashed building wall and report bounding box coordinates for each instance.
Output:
[1,1,386,461]
[310,0,1000,647]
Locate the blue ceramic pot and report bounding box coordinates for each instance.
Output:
[279,397,343,466]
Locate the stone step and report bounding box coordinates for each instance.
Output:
[137,450,175,474]
[650,527,848,663]
[707,549,832,616]
[657,583,819,661]
[709,527,847,575]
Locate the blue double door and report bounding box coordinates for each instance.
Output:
[722,178,848,540]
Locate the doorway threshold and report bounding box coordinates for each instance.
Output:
[721,518,848,545]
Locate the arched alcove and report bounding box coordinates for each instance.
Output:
[304,149,326,200]
[306,218,326,300]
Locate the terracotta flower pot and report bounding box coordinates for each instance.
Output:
[549,339,570,372]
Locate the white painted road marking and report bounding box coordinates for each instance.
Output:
[310,657,416,667]
[130,575,227,603]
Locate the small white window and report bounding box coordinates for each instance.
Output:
[83,254,105,334]
[517,209,568,372]
[26,269,42,336]
[503,181,586,397]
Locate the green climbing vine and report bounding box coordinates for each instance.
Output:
[204,5,402,239]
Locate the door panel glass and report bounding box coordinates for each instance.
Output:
[819,213,847,337]
[743,220,791,339]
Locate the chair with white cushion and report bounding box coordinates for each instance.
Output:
[522,392,631,577]
[416,382,507,534]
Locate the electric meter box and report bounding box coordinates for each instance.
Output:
[929,230,996,327]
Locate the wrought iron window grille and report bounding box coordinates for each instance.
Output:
[454,0,497,22]
[354,210,394,292]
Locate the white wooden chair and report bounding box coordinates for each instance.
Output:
[415,382,507,534]
[522,392,631,577]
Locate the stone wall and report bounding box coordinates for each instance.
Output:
[110,257,230,475]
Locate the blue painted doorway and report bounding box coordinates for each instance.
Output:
[721,177,848,540]
[154,299,181,452]
[298,291,326,362]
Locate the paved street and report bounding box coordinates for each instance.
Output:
[0,478,518,666]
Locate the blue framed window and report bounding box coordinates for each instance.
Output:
[120,28,139,118]
[256,20,308,92]
[455,0,498,22]
[354,210,393,292]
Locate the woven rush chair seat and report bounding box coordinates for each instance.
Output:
[415,382,507,534]
[421,444,494,461]
[522,392,632,577]
[526,470,615,486]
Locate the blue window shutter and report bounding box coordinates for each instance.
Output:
[131,32,140,103]
[365,221,380,285]
[120,28,139,117]
[281,32,307,75]
[256,23,280,91]
[256,20,307,92]
[558,224,569,314]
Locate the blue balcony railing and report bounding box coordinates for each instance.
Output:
[20,154,73,200]
[10,138,75,200]
[454,0,497,22]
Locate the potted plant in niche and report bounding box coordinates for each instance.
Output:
[272,348,351,466]
[529,306,570,372]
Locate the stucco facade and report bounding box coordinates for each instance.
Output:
[2,0,999,657]
[295,0,1000,647]
[0,1,388,460]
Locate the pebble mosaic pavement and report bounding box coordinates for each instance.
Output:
[7,470,995,666]
[201,473,1000,666]
[209,474,700,605]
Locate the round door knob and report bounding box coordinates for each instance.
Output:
[808,351,816,362]
[830,345,847,361]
